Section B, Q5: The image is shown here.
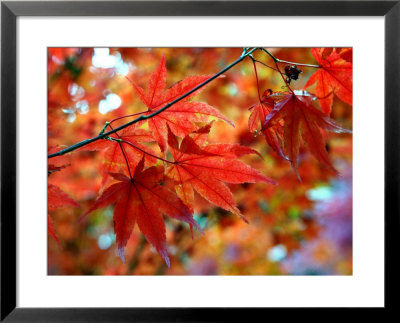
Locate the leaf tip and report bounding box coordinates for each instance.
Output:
[189,224,194,240]
[294,169,302,183]
[191,220,204,236]
[118,247,126,264]
[234,209,249,224]
[268,178,278,186]
[77,212,88,223]
[160,249,170,268]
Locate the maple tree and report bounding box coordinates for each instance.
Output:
[48,47,353,274]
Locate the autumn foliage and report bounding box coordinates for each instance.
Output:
[48,48,352,275]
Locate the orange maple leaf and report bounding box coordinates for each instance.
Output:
[128,54,234,151]
[166,124,276,222]
[305,48,352,115]
[78,124,158,187]
[82,159,200,266]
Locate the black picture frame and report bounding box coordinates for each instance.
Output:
[1,1,399,321]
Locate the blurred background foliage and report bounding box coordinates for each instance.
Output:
[48,48,352,275]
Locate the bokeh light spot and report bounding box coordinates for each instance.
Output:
[267,244,287,262]
[98,234,113,250]
[99,93,121,114]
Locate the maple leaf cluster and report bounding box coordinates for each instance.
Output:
[74,54,275,266]
[47,48,353,273]
[248,48,352,178]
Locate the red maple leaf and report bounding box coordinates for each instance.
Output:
[248,90,275,134]
[262,91,351,178]
[48,163,69,175]
[48,183,79,246]
[128,54,234,152]
[338,48,352,62]
[304,48,352,115]
[78,124,158,187]
[165,124,276,222]
[82,159,199,267]
[248,90,287,160]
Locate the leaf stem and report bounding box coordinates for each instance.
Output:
[48,48,259,159]
[252,60,262,102]
[109,111,147,125]
[253,59,278,72]
[120,139,174,165]
[107,124,133,179]
[274,61,295,94]
[118,142,133,179]
[260,48,294,93]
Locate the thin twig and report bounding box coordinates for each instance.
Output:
[276,59,321,69]
[261,48,320,68]
[261,48,279,62]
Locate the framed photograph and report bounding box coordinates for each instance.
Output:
[1,0,399,321]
